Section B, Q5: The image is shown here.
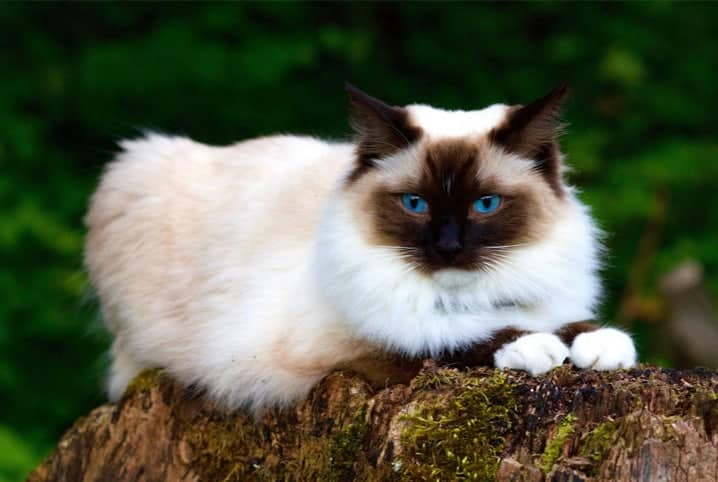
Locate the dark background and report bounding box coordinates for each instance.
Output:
[2,3,717,479]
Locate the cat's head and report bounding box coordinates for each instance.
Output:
[342,83,571,279]
[315,84,601,353]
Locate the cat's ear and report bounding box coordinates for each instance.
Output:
[490,84,569,194]
[345,83,422,168]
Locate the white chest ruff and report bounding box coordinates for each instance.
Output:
[312,194,602,356]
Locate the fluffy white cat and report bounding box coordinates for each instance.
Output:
[84,84,636,413]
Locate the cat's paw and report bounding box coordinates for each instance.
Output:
[494,333,570,376]
[570,327,636,370]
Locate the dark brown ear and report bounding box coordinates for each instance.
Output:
[490,84,569,195]
[345,83,422,171]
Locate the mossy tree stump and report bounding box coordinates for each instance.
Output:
[29,364,718,481]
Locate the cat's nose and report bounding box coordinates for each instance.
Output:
[436,238,462,255]
[435,221,463,257]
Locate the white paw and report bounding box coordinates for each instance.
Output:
[494,333,570,376]
[570,327,637,370]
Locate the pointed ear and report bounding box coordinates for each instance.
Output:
[345,83,422,168]
[490,84,569,195]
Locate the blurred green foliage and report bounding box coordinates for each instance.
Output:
[1,2,717,479]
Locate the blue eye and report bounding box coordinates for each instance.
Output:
[401,194,428,213]
[473,194,501,213]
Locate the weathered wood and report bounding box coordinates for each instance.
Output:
[28,364,718,481]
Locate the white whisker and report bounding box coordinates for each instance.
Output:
[482,243,529,250]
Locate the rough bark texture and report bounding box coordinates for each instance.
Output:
[29,364,718,481]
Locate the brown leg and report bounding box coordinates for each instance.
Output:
[443,322,600,369]
[342,322,601,386]
[342,328,532,386]
[554,321,600,345]
[440,328,530,368]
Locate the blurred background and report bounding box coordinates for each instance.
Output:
[2,2,717,480]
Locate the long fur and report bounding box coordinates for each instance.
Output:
[85,99,609,413]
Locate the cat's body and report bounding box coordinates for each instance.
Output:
[85,85,636,413]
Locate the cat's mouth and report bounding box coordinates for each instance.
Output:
[421,249,479,273]
[418,247,499,276]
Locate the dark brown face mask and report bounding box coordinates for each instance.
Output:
[343,83,569,274]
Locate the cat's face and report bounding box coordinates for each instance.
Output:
[344,84,568,276]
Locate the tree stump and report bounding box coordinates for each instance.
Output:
[28,364,718,481]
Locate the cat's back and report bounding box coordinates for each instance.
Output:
[85,132,351,239]
[84,133,353,333]
[88,133,347,203]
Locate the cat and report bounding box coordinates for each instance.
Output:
[84,83,636,413]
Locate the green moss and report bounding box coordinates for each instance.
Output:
[185,417,253,482]
[580,421,617,464]
[539,414,576,473]
[287,437,331,479]
[285,405,375,481]
[399,370,518,481]
[576,412,682,476]
[658,415,680,441]
[691,389,718,420]
[325,408,369,482]
[124,369,164,396]
[411,366,461,390]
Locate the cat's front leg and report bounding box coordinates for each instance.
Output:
[443,328,569,375]
[556,322,637,370]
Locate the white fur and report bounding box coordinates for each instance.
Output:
[570,328,637,370]
[314,189,602,356]
[84,102,628,413]
[406,104,510,138]
[86,134,361,412]
[494,333,570,376]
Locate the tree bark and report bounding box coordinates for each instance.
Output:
[28,364,718,481]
